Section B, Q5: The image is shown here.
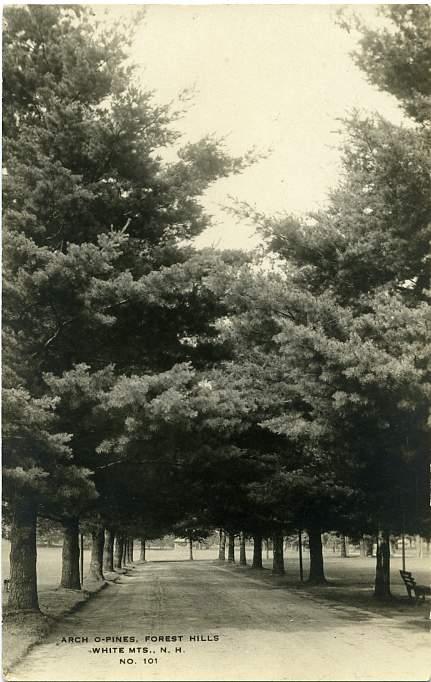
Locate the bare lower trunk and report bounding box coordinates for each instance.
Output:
[416,535,423,558]
[129,538,134,563]
[114,535,124,570]
[89,526,105,581]
[125,537,130,563]
[61,517,81,589]
[140,537,146,562]
[103,528,114,573]
[298,530,304,582]
[227,534,235,562]
[218,530,226,561]
[252,534,263,569]
[272,533,285,575]
[374,531,391,599]
[362,535,374,557]
[307,528,326,584]
[340,534,348,558]
[8,498,39,612]
[359,537,367,557]
[122,537,128,565]
[239,532,247,566]
[189,536,193,561]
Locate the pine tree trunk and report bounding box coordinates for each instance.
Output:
[114,535,124,570]
[374,531,391,599]
[189,536,193,561]
[307,528,326,584]
[61,517,81,589]
[366,535,374,556]
[8,498,39,612]
[340,534,348,558]
[122,537,128,565]
[227,534,235,562]
[129,538,134,563]
[239,532,247,566]
[218,530,226,561]
[252,534,263,569]
[298,530,304,582]
[103,529,114,573]
[89,526,105,581]
[140,537,146,562]
[272,533,285,575]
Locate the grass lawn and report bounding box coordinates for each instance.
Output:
[217,546,431,627]
[2,540,115,675]
[2,539,91,590]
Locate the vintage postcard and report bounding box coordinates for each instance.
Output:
[2,3,430,681]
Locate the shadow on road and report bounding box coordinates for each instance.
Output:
[111,560,430,639]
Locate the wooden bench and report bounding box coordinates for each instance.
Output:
[400,570,431,603]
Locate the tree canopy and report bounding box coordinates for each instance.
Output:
[3,4,430,611]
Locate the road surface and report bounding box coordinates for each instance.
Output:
[6,560,430,681]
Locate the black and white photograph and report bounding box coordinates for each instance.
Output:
[2,3,431,681]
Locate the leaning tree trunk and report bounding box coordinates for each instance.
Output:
[272,532,285,575]
[8,498,39,612]
[252,534,263,569]
[188,536,194,561]
[61,517,81,589]
[374,531,391,599]
[227,534,235,562]
[239,532,247,566]
[103,528,114,573]
[114,535,124,570]
[140,537,146,562]
[307,528,326,584]
[218,529,226,561]
[89,526,105,581]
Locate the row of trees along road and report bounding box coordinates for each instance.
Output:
[3,5,430,613]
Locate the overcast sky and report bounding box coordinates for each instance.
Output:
[117,4,405,249]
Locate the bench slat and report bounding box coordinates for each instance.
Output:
[400,570,430,602]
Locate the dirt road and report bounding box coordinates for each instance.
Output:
[6,560,430,681]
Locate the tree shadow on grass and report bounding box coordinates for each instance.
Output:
[287,583,430,633]
[214,561,430,634]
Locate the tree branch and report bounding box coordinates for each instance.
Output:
[34,298,132,356]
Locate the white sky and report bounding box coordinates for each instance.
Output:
[117,5,405,249]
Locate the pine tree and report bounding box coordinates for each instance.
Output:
[3,5,251,611]
[242,5,431,595]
